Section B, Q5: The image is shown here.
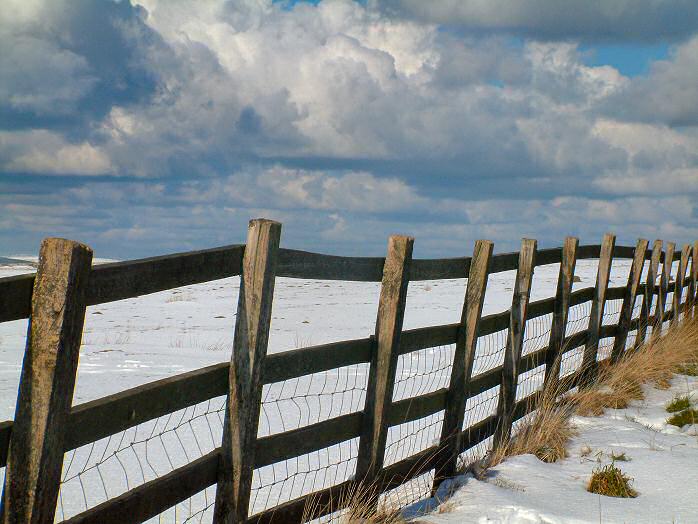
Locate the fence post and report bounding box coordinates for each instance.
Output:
[581,233,615,385]
[1,238,92,524]
[611,239,648,363]
[355,235,413,488]
[433,240,492,491]
[213,219,281,524]
[655,242,675,336]
[493,238,536,449]
[691,241,698,318]
[672,244,690,324]
[636,240,662,348]
[543,237,578,389]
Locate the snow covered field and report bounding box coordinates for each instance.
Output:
[0,257,637,419]
[418,373,698,524]
[0,253,660,522]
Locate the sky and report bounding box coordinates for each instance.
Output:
[1,0,698,259]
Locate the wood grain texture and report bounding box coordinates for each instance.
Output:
[263,337,373,384]
[86,245,244,305]
[655,242,675,338]
[214,220,281,524]
[255,412,363,469]
[494,238,537,448]
[581,233,615,385]
[611,239,648,362]
[356,235,413,482]
[399,323,459,355]
[277,248,384,281]
[1,239,93,524]
[688,240,698,318]
[0,245,244,323]
[637,240,662,348]
[544,237,578,388]
[0,422,11,472]
[388,388,448,427]
[435,240,492,486]
[0,274,34,322]
[672,244,691,324]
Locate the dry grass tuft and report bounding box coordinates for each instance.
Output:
[677,362,698,376]
[489,379,577,467]
[571,320,698,418]
[301,481,406,524]
[609,451,630,462]
[587,463,637,498]
[487,319,698,472]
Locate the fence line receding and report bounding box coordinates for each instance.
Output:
[0,219,695,524]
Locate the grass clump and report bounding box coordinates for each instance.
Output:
[666,408,698,428]
[677,362,698,376]
[572,321,698,418]
[587,463,637,498]
[489,380,577,467]
[665,394,692,413]
[610,451,630,462]
[302,480,407,524]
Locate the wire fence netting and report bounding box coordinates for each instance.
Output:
[251,364,369,517]
[12,256,680,523]
[57,396,227,523]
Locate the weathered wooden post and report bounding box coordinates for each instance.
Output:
[543,237,578,389]
[636,240,662,347]
[213,219,281,524]
[611,239,648,362]
[1,238,93,524]
[433,240,492,491]
[494,239,536,449]
[581,233,615,385]
[672,245,690,324]
[355,235,413,490]
[655,242,675,336]
[691,242,698,318]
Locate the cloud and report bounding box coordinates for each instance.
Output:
[603,36,698,126]
[0,0,160,130]
[0,130,113,175]
[0,0,696,257]
[377,0,698,43]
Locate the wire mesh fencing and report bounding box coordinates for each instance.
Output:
[392,345,455,403]
[565,301,592,337]
[251,364,369,517]
[15,256,675,524]
[57,395,227,523]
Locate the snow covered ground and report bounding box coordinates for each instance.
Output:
[0,252,671,522]
[417,374,698,524]
[0,257,638,420]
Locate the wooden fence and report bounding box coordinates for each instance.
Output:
[0,218,696,524]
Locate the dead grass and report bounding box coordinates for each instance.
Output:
[301,481,406,524]
[571,320,698,418]
[677,362,698,376]
[313,319,698,521]
[587,463,638,498]
[489,377,578,467]
[487,319,698,471]
[609,451,630,462]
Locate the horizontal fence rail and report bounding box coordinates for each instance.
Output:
[0,227,695,524]
[0,243,683,323]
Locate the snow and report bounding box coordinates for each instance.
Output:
[0,258,634,420]
[0,254,654,521]
[418,374,698,524]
